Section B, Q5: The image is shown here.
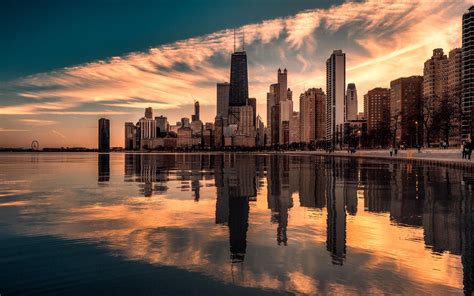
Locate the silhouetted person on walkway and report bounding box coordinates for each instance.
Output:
[467,142,473,161]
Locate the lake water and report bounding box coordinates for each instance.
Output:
[0,152,473,295]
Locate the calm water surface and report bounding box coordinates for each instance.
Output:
[0,152,473,295]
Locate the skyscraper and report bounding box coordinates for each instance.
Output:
[267,83,279,130]
[214,115,225,149]
[266,68,293,145]
[139,108,157,141]
[299,88,326,143]
[423,49,448,100]
[423,48,448,145]
[299,87,314,143]
[278,69,293,145]
[448,48,462,145]
[345,83,358,121]
[216,82,230,117]
[229,51,248,107]
[248,97,257,126]
[279,99,293,145]
[192,100,200,122]
[462,6,474,140]
[326,50,346,146]
[98,118,110,152]
[155,115,169,135]
[124,122,138,150]
[278,68,288,102]
[289,112,300,144]
[237,105,255,137]
[271,105,280,146]
[145,107,153,119]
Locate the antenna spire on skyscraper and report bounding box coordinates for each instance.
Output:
[233,28,236,53]
[242,29,245,51]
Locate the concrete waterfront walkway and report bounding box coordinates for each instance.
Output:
[285,148,474,168]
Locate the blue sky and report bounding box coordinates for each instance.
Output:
[0,0,469,147]
[1,0,344,80]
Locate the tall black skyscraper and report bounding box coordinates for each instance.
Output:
[98,118,110,152]
[229,51,248,107]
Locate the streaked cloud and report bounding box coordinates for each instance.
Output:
[0,0,469,147]
[18,119,59,126]
[0,128,29,132]
[51,129,66,139]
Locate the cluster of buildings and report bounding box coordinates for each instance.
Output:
[95,6,474,151]
[261,5,474,149]
[119,34,264,151]
[123,101,212,150]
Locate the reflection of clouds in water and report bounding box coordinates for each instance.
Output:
[0,153,471,294]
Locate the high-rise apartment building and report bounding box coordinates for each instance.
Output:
[155,115,169,135]
[299,91,315,143]
[299,88,326,143]
[139,117,156,140]
[217,82,230,117]
[346,83,358,121]
[326,50,346,146]
[390,76,424,147]
[315,89,327,141]
[364,88,391,137]
[462,6,474,140]
[139,107,156,142]
[124,122,138,150]
[448,48,462,145]
[98,118,110,152]
[423,48,448,100]
[423,48,448,144]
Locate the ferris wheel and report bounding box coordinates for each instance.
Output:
[31,140,40,151]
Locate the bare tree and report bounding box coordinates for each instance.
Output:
[422,95,441,147]
[435,94,455,146]
[390,112,400,147]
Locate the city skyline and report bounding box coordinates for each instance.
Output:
[0,0,469,148]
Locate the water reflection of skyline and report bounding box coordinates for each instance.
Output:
[1,153,471,294]
[115,153,474,295]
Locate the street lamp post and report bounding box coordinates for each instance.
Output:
[357,130,362,149]
[415,121,419,149]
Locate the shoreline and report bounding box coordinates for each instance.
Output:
[1,149,473,169]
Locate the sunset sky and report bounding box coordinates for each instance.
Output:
[0,0,470,148]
